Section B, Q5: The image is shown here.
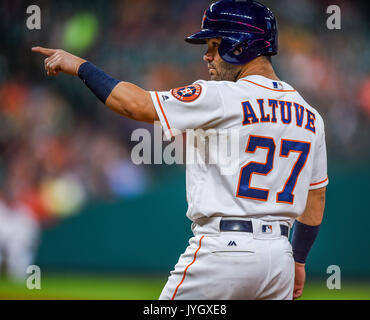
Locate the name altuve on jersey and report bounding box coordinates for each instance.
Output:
[242,98,316,134]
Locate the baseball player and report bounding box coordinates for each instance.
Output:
[32,0,328,300]
[0,190,40,281]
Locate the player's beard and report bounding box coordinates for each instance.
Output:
[210,60,242,82]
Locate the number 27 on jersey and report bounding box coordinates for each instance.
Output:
[236,135,311,204]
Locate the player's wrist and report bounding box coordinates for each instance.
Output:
[75,59,87,76]
[295,262,305,267]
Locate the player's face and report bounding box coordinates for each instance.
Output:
[204,38,242,82]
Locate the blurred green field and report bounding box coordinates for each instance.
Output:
[0,273,165,300]
[0,274,369,300]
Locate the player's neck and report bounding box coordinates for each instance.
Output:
[237,57,280,81]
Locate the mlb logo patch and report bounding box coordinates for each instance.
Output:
[262,225,273,233]
[272,81,283,90]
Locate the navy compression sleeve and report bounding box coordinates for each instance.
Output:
[78,61,120,104]
[291,220,320,264]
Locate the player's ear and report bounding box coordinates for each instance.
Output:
[232,45,243,56]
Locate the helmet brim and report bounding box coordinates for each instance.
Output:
[185,29,247,45]
[185,29,223,44]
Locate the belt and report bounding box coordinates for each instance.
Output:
[219,219,289,238]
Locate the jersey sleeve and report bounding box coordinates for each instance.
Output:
[150,80,224,140]
[309,117,329,190]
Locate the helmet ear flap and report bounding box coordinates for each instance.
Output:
[219,37,272,65]
[218,38,250,65]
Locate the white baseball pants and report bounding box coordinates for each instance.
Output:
[159,217,294,300]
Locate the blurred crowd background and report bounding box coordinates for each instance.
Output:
[0,0,369,284]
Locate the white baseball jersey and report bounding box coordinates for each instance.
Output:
[150,75,328,227]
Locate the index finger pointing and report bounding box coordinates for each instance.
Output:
[31,46,57,57]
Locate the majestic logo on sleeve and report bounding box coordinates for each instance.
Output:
[171,84,202,102]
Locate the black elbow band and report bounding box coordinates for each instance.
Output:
[291,220,320,264]
[78,61,120,104]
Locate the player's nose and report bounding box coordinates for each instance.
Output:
[203,51,213,63]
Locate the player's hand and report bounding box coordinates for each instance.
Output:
[293,262,306,299]
[31,47,86,77]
